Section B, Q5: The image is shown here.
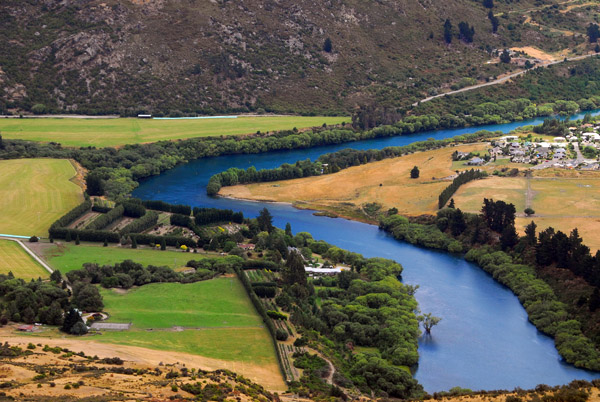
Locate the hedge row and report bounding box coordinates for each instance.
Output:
[131,233,196,248]
[141,200,192,216]
[91,205,111,213]
[438,169,488,209]
[86,205,124,230]
[49,227,120,243]
[122,202,146,218]
[120,211,159,235]
[235,267,286,380]
[50,200,92,230]
[170,213,193,227]
[193,207,244,225]
[242,260,280,271]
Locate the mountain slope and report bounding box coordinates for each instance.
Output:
[0,0,596,115]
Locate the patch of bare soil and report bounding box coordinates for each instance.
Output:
[67,211,100,230]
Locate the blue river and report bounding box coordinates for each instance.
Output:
[133,112,600,392]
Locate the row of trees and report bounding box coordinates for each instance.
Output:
[438,169,488,208]
[65,258,243,289]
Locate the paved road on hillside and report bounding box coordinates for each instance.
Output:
[413,53,599,106]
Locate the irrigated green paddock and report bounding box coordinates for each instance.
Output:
[0,240,48,279]
[0,116,348,147]
[98,328,275,364]
[0,159,83,237]
[96,278,278,367]
[44,244,201,273]
[100,279,262,328]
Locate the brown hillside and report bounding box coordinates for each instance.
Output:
[1,0,594,115]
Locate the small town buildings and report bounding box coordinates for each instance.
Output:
[304,266,349,276]
[454,151,470,160]
[582,133,600,142]
[467,157,485,166]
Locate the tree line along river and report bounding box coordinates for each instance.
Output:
[133,112,600,392]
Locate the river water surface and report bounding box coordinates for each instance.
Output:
[133,113,600,392]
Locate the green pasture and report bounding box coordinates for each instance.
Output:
[100,279,262,328]
[44,244,201,273]
[0,116,348,148]
[96,278,277,365]
[0,240,48,280]
[98,328,276,364]
[0,159,83,237]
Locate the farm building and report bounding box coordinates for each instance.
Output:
[17,325,34,332]
[237,243,255,250]
[90,322,132,331]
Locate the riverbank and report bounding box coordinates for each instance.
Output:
[126,109,600,390]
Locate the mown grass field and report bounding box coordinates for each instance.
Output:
[96,278,279,372]
[43,244,200,273]
[221,143,489,217]
[100,279,262,328]
[0,240,48,279]
[0,159,83,237]
[0,116,348,148]
[98,328,276,365]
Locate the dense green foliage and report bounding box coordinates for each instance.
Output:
[0,273,68,325]
[141,200,192,215]
[380,199,600,370]
[413,58,600,118]
[193,207,245,225]
[65,258,243,290]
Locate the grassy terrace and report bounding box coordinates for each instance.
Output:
[0,240,48,279]
[100,279,262,329]
[0,159,83,237]
[0,116,349,147]
[44,244,201,273]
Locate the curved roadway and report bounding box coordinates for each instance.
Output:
[413,53,598,106]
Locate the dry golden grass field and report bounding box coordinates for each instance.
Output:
[454,169,600,251]
[0,240,48,279]
[0,159,84,237]
[223,142,600,250]
[221,143,489,217]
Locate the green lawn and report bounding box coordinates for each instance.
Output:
[44,244,200,273]
[0,116,349,147]
[0,159,83,237]
[0,240,48,279]
[100,279,262,328]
